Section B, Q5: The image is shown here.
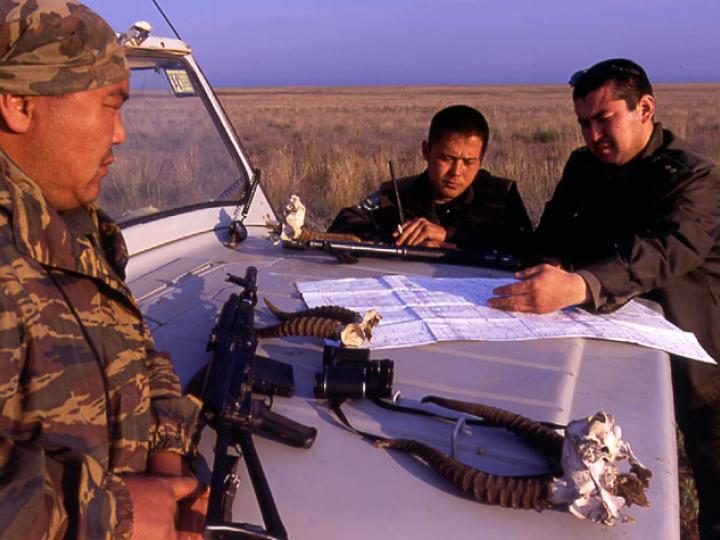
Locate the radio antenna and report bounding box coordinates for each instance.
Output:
[151,0,183,40]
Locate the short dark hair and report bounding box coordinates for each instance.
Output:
[428,105,490,150]
[570,58,653,110]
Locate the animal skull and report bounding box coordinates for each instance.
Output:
[280,194,306,241]
[549,411,651,525]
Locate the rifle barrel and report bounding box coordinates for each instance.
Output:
[308,240,525,270]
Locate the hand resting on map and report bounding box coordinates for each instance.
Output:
[487,264,590,314]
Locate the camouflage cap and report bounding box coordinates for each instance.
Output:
[0,0,129,96]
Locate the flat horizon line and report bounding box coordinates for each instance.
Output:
[214,81,720,91]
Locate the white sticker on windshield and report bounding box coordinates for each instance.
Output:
[165,69,196,96]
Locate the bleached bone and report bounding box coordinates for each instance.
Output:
[359,309,382,340]
[548,411,652,525]
[280,194,306,241]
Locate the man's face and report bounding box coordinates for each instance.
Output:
[25,80,129,210]
[573,82,655,166]
[422,133,484,203]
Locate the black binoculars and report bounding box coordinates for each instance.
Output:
[314,346,394,401]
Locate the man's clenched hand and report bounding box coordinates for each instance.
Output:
[393,217,447,246]
[125,452,208,540]
[125,473,199,540]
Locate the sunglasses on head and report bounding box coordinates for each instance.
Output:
[569,62,643,87]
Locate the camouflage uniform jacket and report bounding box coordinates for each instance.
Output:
[327,170,533,259]
[0,151,201,539]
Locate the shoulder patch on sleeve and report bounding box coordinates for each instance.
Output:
[360,192,381,211]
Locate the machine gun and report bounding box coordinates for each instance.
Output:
[202,267,317,540]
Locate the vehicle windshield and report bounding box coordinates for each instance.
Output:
[97,55,244,222]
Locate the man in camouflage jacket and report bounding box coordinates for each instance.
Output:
[0,1,203,538]
[328,105,533,259]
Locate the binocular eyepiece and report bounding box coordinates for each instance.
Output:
[314,346,394,401]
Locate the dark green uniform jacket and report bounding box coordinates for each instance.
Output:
[536,123,720,405]
[0,151,201,539]
[328,170,533,258]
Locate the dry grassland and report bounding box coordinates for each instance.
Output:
[102,85,716,538]
[218,84,720,229]
[100,94,241,217]
[219,85,717,539]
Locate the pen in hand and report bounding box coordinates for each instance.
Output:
[389,160,405,235]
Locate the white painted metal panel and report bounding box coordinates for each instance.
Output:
[127,220,678,540]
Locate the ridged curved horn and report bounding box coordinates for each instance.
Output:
[296,229,363,243]
[422,396,563,459]
[263,298,362,324]
[257,316,342,340]
[375,438,553,510]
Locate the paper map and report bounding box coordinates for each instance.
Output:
[296,275,713,363]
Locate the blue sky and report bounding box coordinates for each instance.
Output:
[86,0,720,87]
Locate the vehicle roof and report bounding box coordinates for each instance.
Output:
[125,34,190,55]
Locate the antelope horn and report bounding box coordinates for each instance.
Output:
[263,297,362,324]
[257,317,343,340]
[295,229,363,243]
[257,316,368,348]
[422,396,563,460]
[375,438,553,511]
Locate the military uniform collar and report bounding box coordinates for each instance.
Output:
[0,149,130,294]
[416,170,476,209]
[450,177,475,207]
[405,171,435,216]
[638,122,664,160]
[603,123,664,180]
